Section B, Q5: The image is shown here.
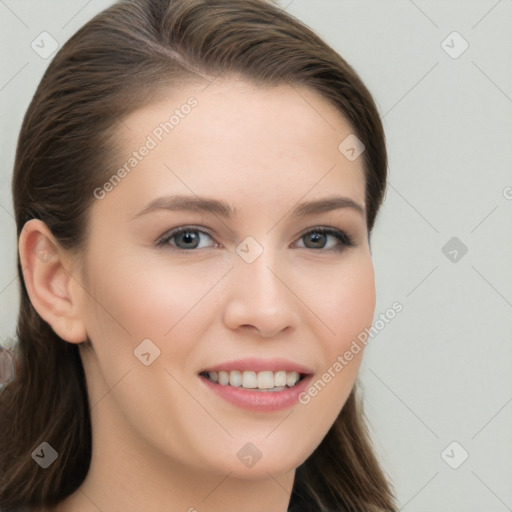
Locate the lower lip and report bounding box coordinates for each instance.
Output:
[199,374,313,412]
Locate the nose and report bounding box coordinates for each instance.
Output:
[222,251,301,338]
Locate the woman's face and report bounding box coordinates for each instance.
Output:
[77,78,375,481]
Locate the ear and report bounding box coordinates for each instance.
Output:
[18,219,87,344]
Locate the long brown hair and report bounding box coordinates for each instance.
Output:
[0,0,396,510]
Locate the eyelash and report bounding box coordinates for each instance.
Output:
[155,225,354,252]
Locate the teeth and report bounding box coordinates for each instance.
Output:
[207,370,302,390]
[229,370,242,387]
[257,371,274,389]
[286,371,300,387]
[242,371,258,389]
[218,371,229,386]
[274,370,287,387]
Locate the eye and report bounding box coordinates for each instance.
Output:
[156,226,354,251]
[156,227,217,250]
[295,227,354,250]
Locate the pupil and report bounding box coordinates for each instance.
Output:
[179,231,199,248]
[306,232,326,248]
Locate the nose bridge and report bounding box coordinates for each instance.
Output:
[237,245,287,304]
[222,242,300,336]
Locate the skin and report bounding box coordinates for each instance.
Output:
[20,79,376,512]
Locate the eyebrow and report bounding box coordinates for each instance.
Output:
[132,194,365,220]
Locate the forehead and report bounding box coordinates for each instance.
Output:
[97,79,366,220]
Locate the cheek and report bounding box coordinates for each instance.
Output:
[80,250,232,356]
[125,257,232,337]
[292,253,375,416]
[290,257,375,454]
[334,257,376,344]
[299,253,376,354]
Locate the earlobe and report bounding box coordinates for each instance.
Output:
[18,219,87,344]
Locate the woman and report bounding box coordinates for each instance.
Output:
[0,0,396,510]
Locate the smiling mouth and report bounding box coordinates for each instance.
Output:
[199,370,307,392]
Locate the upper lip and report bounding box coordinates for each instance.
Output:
[199,357,313,375]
